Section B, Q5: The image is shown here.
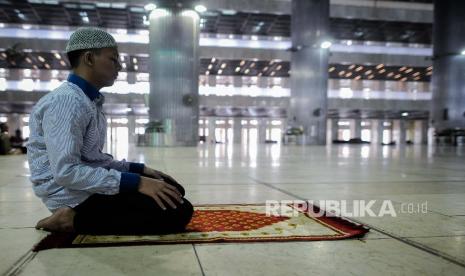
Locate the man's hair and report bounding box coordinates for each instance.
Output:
[67,48,101,69]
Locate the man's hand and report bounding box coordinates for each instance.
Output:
[143,166,178,184]
[138,176,183,210]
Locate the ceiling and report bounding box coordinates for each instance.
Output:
[0,1,433,44]
[0,50,433,82]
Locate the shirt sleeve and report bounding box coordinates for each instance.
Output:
[42,94,139,194]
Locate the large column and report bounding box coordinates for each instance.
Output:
[371,120,384,145]
[233,117,242,144]
[258,118,267,144]
[148,6,200,146]
[351,119,362,139]
[431,0,465,130]
[290,0,329,145]
[207,117,216,143]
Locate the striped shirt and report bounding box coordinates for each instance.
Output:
[27,74,143,211]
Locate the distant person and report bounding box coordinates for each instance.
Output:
[0,123,21,155]
[27,27,193,234]
[10,129,27,154]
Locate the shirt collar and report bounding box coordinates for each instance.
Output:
[67,73,102,101]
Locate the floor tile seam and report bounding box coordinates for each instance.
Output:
[3,250,36,276]
[192,244,206,276]
[402,234,465,239]
[0,227,35,230]
[262,180,465,185]
[388,199,456,218]
[249,176,465,268]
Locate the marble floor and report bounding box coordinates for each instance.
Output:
[1,143,464,275]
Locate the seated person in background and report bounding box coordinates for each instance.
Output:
[10,129,27,154]
[27,27,193,234]
[0,123,21,155]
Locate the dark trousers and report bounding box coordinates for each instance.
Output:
[73,175,193,235]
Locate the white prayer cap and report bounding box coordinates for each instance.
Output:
[65,27,117,53]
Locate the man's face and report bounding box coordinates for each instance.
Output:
[90,47,122,88]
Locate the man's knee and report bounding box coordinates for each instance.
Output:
[174,199,194,228]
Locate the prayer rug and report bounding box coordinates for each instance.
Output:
[33,203,369,251]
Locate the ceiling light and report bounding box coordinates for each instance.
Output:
[221,63,226,69]
[394,74,401,79]
[387,72,394,77]
[345,72,352,77]
[368,74,374,79]
[60,60,67,66]
[144,3,157,11]
[355,66,363,72]
[364,70,372,75]
[38,55,45,62]
[205,71,210,75]
[276,65,282,70]
[270,71,275,76]
[376,64,384,69]
[44,63,50,69]
[401,112,409,117]
[235,67,240,72]
[134,65,138,71]
[399,66,407,72]
[320,41,332,49]
[263,66,269,71]
[240,60,245,66]
[208,64,213,70]
[378,69,386,74]
[54,53,61,59]
[244,69,250,74]
[400,77,407,82]
[405,68,413,73]
[218,69,222,75]
[354,75,361,80]
[461,50,465,55]
[348,65,355,70]
[258,72,262,77]
[426,66,433,71]
[195,5,207,13]
[413,72,420,77]
[211,57,216,63]
[133,58,137,64]
[328,67,335,72]
[250,63,255,68]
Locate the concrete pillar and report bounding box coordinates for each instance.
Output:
[393,120,407,144]
[289,0,329,145]
[258,118,267,143]
[128,115,136,144]
[148,5,200,146]
[327,118,338,144]
[431,0,465,130]
[6,114,23,135]
[371,120,384,145]
[207,117,215,143]
[233,117,242,144]
[414,120,428,145]
[351,119,362,139]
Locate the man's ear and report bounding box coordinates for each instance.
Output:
[82,51,95,67]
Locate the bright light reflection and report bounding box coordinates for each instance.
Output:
[361,146,370,158]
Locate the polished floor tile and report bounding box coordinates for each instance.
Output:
[0,143,464,274]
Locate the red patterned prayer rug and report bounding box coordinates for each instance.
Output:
[33,204,369,251]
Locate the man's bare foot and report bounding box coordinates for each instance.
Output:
[36,207,75,232]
